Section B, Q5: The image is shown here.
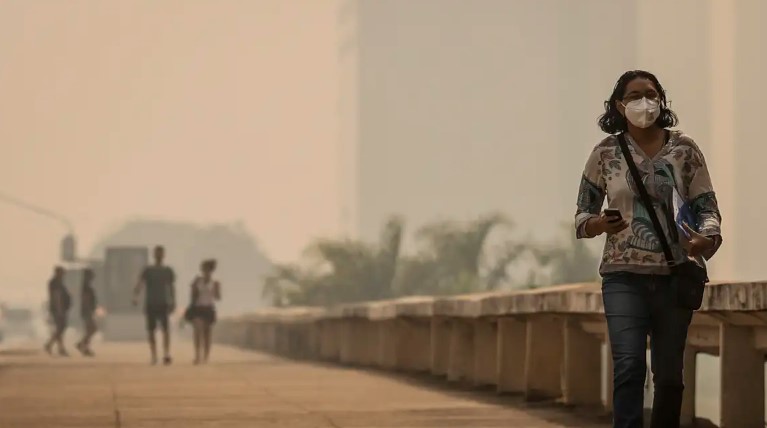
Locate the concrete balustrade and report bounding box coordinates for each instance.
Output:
[217,281,767,426]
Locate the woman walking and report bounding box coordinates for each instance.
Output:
[575,70,722,428]
[185,259,221,364]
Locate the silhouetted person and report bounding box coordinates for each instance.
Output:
[76,268,97,357]
[133,245,176,365]
[44,266,71,356]
[185,259,221,364]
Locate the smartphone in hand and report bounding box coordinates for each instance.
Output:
[604,208,623,223]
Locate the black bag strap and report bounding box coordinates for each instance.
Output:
[616,132,676,267]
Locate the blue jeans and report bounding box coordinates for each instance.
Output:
[602,272,693,428]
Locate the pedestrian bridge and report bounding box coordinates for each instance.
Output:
[217,280,767,428]
[0,341,608,427]
[3,280,765,427]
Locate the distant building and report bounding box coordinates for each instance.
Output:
[339,0,765,281]
[337,0,636,240]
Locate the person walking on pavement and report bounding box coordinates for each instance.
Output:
[133,245,176,365]
[44,266,71,357]
[575,70,722,428]
[185,259,221,364]
[76,268,98,357]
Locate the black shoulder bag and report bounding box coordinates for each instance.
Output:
[617,133,708,310]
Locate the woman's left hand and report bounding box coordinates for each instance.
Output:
[681,223,715,257]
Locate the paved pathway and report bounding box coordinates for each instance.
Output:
[0,342,609,427]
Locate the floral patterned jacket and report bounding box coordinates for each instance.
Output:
[575,130,722,275]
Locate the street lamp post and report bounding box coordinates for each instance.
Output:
[0,191,78,262]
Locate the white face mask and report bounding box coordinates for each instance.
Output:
[622,97,661,128]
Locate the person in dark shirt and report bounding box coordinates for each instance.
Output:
[76,268,97,357]
[44,266,71,357]
[133,245,176,365]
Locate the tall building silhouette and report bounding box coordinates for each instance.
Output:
[339,0,765,281]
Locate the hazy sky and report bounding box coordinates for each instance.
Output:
[2,1,763,305]
[0,1,341,298]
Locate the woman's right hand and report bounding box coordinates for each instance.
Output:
[586,213,629,236]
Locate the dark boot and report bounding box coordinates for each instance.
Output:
[650,385,684,428]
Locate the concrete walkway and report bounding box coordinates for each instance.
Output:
[0,342,609,427]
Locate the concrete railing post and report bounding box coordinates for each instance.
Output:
[248,323,258,349]
[431,316,450,376]
[362,320,379,366]
[472,318,497,387]
[243,322,254,349]
[447,319,474,383]
[339,320,354,364]
[396,318,431,372]
[524,315,564,401]
[275,324,287,355]
[251,324,260,349]
[680,346,696,426]
[310,323,319,357]
[257,323,267,351]
[267,322,278,353]
[562,317,602,406]
[378,319,398,368]
[320,320,340,361]
[318,321,329,359]
[497,317,526,394]
[291,324,305,358]
[720,324,764,428]
[350,320,366,365]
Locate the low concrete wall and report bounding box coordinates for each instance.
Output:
[217,281,767,426]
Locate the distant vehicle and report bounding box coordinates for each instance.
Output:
[101,247,149,341]
[0,306,37,339]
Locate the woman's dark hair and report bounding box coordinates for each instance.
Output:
[201,259,217,272]
[598,70,678,134]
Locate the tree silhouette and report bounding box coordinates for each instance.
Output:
[394,213,522,296]
[260,215,595,307]
[528,223,600,286]
[262,216,404,306]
